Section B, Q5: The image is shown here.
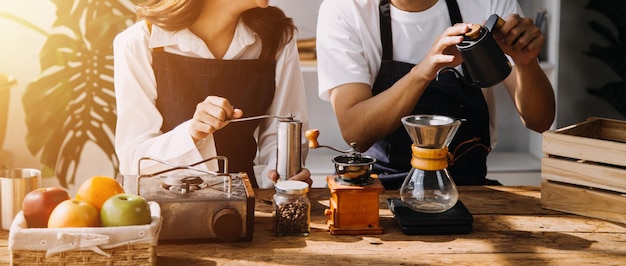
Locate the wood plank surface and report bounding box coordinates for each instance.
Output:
[2,186,625,265]
[542,156,626,193]
[543,118,626,168]
[598,118,626,142]
[541,181,626,224]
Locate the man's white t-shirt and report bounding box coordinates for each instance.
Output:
[316,0,521,147]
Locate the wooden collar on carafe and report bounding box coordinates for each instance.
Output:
[410,145,449,171]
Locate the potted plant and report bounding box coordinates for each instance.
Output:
[585,0,626,117]
[0,74,17,152]
[1,0,140,187]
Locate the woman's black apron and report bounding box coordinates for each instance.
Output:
[368,0,496,189]
[151,45,275,188]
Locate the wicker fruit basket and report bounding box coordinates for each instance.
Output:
[9,201,162,265]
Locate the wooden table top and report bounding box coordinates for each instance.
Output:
[1,186,625,265]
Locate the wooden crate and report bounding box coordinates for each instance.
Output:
[541,117,626,224]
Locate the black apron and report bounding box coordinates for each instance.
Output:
[368,0,496,189]
[151,48,275,188]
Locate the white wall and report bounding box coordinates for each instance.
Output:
[270,0,324,41]
[271,0,346,149]
[0,0,52,170]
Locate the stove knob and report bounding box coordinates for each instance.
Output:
[212,208,243,242]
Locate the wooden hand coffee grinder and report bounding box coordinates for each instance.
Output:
[305,129,383,235]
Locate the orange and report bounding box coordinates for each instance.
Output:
[75,176,125,212]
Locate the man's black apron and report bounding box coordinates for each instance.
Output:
[368,0,496,189]
[151,47,275,188]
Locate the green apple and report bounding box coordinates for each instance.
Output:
[100,193,152,227]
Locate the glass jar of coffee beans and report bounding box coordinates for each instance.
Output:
[273,180,310,236]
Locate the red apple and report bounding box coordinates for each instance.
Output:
[100,193,152,227]
[22,187,71,228]
[48,199,100,228]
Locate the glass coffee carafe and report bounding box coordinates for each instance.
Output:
[399,115,461,213]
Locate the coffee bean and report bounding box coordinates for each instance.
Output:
[274,200,310,236]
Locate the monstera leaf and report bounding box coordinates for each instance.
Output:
[21,0,138,187]
[585,0,626,117]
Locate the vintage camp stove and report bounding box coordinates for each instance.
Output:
[119,156,255,242]
[305,129,384,235]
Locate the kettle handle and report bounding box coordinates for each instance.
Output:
[435,67,476,88]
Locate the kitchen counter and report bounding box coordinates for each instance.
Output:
[1,186,624,265]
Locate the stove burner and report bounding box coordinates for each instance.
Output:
[334,175,374,186]
[160,175,208,194]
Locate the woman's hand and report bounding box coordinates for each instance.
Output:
[411,23,470,81]
[268,168,313,188]
[494,14,544,66]
[189,96,243,142]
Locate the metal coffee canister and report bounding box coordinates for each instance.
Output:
[0,168,41,230]
[276,117,302,181]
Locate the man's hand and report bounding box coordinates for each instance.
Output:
[494,14,544,65]
[411,23,470,81]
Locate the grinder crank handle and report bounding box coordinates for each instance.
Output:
[305,129,356,154]
[305,129,321,149]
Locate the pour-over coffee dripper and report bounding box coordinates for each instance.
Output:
[399,115,461,213]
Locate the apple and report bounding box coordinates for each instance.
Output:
[48,199,100,228]
[22,187,71,228]
[100,193,152,227]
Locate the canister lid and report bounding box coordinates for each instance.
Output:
[275,180,309,194]
[464,24,482,39]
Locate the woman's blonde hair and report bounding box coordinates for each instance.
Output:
[136,0,295,59]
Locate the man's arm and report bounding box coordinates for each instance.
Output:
[498,14,556,133]
[328,24,472,151]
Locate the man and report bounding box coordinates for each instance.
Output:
[315,0,555,188]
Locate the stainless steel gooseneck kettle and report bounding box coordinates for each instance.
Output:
[438,14,512,88]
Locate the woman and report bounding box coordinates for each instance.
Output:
[114,0,311,188]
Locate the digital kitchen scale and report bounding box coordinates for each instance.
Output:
[387,198,473,235]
